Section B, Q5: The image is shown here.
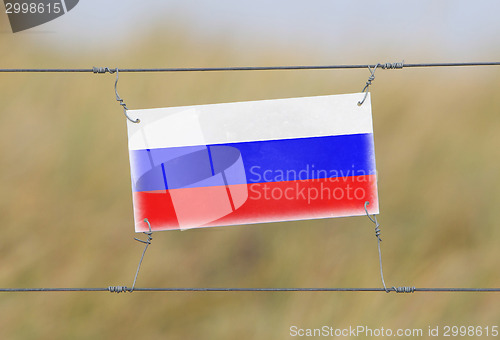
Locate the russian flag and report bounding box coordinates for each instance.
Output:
[126,93,378,232]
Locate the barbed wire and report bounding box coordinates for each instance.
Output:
[0,61,499,73]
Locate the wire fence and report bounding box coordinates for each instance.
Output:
[1,287,499,293]
[0,61,499,73]
[1,60,500,294]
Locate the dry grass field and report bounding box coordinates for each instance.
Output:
[1,14,500,340]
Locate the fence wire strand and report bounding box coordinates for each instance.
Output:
[0,62,499,73]
[1,287,499,293]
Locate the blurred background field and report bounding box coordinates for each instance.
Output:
[1,2,500,339]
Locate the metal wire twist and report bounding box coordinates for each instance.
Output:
[392,286,415,293]
[357,64,378,106]
[108,286,129,293]
[104,219,154,294]
[113,68,139,123]
[92,66,139,123]
[357,61,404,106]
[364,201,389,292]
[92,67,114,74]
[380,61,404,69]
[364,201,416,294]
[129,218,154,292]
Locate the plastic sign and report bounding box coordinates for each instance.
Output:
[126,93,379,232]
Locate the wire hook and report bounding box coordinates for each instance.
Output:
[113,68,140,123]
[357,64,378,106]
[364,201,389,292]
[129,218,153,292]
[364,201,415,294]
[108,218,153,294]
[134,218,153,244]
[364,200,380,236]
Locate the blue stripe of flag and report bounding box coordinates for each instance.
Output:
[129,133,375,192]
